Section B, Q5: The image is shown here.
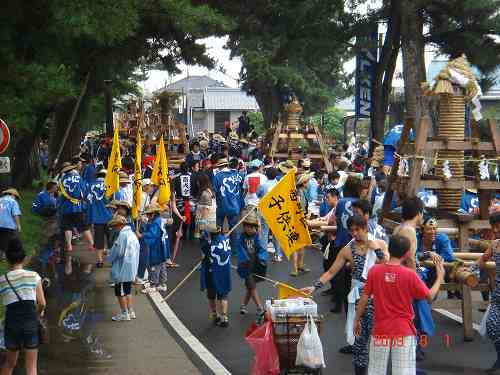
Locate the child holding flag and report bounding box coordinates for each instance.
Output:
[140,203,170,293]
[200,225,232,327]
[236,209,268,322]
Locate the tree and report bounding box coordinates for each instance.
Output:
[313,106,346,141]
[204,0,355,127]
[0,0,228,186]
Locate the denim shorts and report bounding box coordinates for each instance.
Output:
[5,301,39,351]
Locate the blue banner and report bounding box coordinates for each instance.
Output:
[355,29,378,119]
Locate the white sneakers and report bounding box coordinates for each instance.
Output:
[112,312,131,321]
[112,310,136,321]
[141,286,156,294]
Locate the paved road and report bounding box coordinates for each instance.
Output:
[167,239,497,375]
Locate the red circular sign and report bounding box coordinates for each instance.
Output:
[0,119,10,154]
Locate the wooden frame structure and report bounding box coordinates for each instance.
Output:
[380,116,500,340]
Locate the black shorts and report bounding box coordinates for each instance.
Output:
[244,261,266,289]
[0,228,16,253]
[94,224,109,249]
[5,302,39,350]
[61,213,90,232]
[114,282,132,297]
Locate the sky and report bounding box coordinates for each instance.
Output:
[139,36,242,93]
[139,32,441,95]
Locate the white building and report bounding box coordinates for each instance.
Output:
[155,75,259,135]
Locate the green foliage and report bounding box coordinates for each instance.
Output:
[248,111,265,135]
[205,0,354,122]
[313,106,346,140]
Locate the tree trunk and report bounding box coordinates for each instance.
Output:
[48,95,90,169]
[252,83,282,128]
[10,130,41,189]
[401,1,428,128]
[371,0,401,146]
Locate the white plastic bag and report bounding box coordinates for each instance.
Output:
[479,304,491,338]
[295,314,325,369]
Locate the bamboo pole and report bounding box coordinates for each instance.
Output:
[53,72,91,170]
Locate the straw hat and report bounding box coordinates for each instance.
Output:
[239,139,249,145]
[142,178,152,187]
[60,164,78,174]
[119,171,130,183]
[106,202,117,209]
[297,173,312,186]
[200,140,209,150]
[229,132,239,140]
[302,159,311,168]
[1,188,20,200]
[215,158,229,168]
[108,215,127,227]
[95,169,107,177]
[278,160,296,174]
[213,134,226,143]
[115,201,131,210]
[143,203,161,215]
[242,209,260,227]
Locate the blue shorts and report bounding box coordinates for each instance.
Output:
[383,145,396,167]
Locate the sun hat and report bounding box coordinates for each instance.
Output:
[215,158,229,168]
[297,173,312,186]
[115,201,131,211]
[108,215,127,227]
[95,169,107,177]
[248,159,263,168]
[278,160,297,174]
[1,188,20,200]
[60,164,78,174]
[242,209,260,227]
[119,171,130,183]
[143,203,161,215]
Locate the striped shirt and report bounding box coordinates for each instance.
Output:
[0,269,41,306]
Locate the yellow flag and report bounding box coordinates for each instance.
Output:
[277,282,311,299]
[104,125,122,198]
[258,171,312,258]
[132,130,142,219]
[151,136,170,207]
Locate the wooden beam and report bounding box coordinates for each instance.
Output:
[461,284,475,341]
[311,122,333,173]
[401,141,496,153]
[408,116,430,197]
[417,179,500,190]
[270,120,283,159]
[382,118,414,214]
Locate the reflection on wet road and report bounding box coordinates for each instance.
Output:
[35,256,114,374]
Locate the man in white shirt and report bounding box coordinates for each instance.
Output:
[243,159,267,207]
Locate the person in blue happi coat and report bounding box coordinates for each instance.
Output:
[236,209,267,323]
[383,124,414,173]
[81,154,97,184]
[200,224,232,327]
[87,169,113,268]
[57,164,94,253]
[212,157,244,253]
[140,203,170,293]
[459,188,480,214]
[32,181,58,217]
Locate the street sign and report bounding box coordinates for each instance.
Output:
[0,157,10,173]
[0,119,10,154]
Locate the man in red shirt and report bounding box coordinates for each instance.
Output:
[354,235,444,375]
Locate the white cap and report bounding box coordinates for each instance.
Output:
[142,178,152,187]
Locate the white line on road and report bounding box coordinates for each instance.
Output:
[433,308,481,332]
[148,290,232,375]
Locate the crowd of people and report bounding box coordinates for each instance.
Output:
[1,120,500,374]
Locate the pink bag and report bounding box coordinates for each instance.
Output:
[245,321,280,375]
